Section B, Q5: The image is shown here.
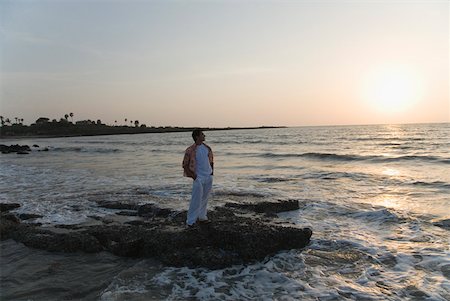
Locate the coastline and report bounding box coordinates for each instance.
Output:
[0,126,286,140]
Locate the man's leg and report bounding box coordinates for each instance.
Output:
[186,178,203,225]
[198,176,212,221]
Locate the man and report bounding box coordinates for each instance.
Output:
[183,129,214,227]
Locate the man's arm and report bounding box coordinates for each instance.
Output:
[184,166,196,179]
[183,151,196,179]
[206,144,214,176]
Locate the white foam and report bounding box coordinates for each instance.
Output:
[100,283,148,301]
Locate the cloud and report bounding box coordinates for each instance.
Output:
[1,26,103,57]
[186,67,277,80]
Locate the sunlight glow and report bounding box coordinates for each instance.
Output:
[361,65,424,114]
[379,197,399,209]
[382,168,400,177]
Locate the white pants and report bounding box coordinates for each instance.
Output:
[186,176,213,225]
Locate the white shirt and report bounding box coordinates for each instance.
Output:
[195,144,212,177]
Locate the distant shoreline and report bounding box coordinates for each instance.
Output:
[0,126,286,140]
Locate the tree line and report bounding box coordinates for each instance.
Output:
[0,113,152,137]
[1,113,146,128]
[1,113,282,137]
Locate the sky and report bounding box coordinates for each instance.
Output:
[0,0,448,127]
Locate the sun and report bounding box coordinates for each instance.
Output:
[361,64,424,114]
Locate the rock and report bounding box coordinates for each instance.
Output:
[1,213,21,224]
[0,144,31,154]
[0,218,21,239]
[33,144,40,148]
[147,214,312,269]
[115,210,139,216]
[17,229,103,253]
[0,203,21,212]
[137,204,173,218]
[96,200,139,210]
[18,213,43,220]
[0,201,312,269]
[224,199,299,213]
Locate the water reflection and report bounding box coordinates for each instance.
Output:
[378,196,400,210]
[382,168,400,177]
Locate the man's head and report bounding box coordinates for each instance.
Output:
[192,129,205,143]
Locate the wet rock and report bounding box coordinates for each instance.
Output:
[0,203,21,212]
[17,229,103,253]
[96,200,139,210]
[18,213,43,220]
[152,216,313,269]
[54,224,83,230]
[109,237,144,257]
[115,210,139,216]
[0,216,21,239]
[1,201,312,269]
[1,213,21,224]
[224,199,299,213]
[137,204,173,218]
[33,144,40,148]
[0,144,31,154]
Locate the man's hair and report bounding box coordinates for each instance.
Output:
[192,129,202,142]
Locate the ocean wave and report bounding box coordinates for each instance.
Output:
[376,155,450,164]
[213,189,270,198]
[257,152,450,164]
[432,218,450,230]
[300,171,450,190]
[259,152,361,161]
[378,142,403,146]
[350,208,403,223]
[50,147,121,153]
[71,140,147,146]
[253,176,294,183]
[212,139,297,145]
[352,137,426,142]
[302,171,369,181]
[409,181,450,189]
[293,200,408,224]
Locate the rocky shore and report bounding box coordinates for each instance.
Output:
[0,144,48,154]
[1,144,32,154]
[0,200,312,269]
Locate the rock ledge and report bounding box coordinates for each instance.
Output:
[0,200,312,269]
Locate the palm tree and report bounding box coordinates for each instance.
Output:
[114,120,117,126]
[5,118,11,125]
[124,118,127,126]
[64,114,69,121]
[130,120,133,126]
[14,117,18,124]
[0,116,4,126]
[69,113,74,122]
[134,120,139,127]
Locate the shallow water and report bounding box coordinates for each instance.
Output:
[1,123,449,300]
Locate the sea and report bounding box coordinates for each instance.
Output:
[1,123,449,301]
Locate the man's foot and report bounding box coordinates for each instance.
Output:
[186,223,196,229]
[198,219,211,224]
